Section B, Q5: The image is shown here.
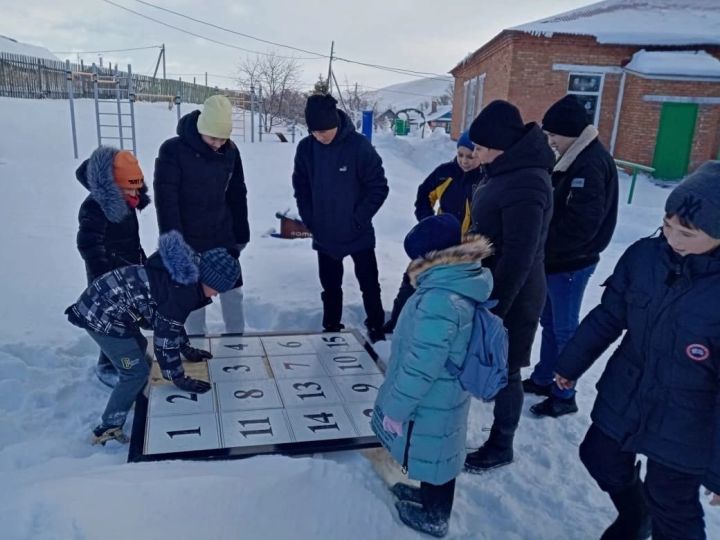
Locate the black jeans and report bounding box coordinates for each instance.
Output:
[317,248,384,331]
[385,271,416,332]
[580,423,706,540]
[421,478,456,520]
[487,368,523,450]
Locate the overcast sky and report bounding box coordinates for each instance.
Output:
[1,0,594,92]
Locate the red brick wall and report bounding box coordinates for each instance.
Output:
[450,31,720,171]
[615,75,720,171]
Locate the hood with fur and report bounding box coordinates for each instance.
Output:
[407,234,494,302]
[75,146,150,223]
[158,230,200,285]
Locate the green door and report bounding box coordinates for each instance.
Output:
[652,102,698,180]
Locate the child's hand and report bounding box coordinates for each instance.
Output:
[555,373,575,390]
[382,416,403,436]
[705,489,720,506]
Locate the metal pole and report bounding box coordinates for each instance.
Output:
[92,64,102,147]
[128,64,137,155]
[162,43,166,79]
[250,85,255,143]
[115,70,124,150]
[610,70,627,155]
[175,96,181,123]
[66,60,78,159]
[258,86,263,142]
[205,72,208,87]
[291,122,296,144]
[326,41,334,95]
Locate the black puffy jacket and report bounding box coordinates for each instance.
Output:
[154,110,249,256]
[75,147,149,283]
[470,124,555,369]
[557,237,720,492]
[292,110,389,259]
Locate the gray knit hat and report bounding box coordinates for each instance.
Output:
[199,248,240,292]
[665,161,720,239]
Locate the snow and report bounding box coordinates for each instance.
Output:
[512,0,720,47]
[625,49,720,79]
[0,34,59,61]
[365,77,452,113]
[1,96,719,539]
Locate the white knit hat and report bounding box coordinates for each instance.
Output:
[197,95,232,139]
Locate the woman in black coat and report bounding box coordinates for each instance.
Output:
[75,146,149,386]
[463,100,555,473]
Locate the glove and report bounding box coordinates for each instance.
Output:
[172,375,211,393]
[382,415,403,436]
[180,343,212,363]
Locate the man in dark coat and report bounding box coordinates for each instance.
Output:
[292,94,389,342]
[524,95,619,418]
[75,146,149,387]
[154,95,249,335]
[463,100,555,473]
[554,161,720,540]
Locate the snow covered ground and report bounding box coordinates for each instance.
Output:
[0,97,718,539]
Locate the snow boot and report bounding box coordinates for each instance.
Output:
[395,501,448,538]
[464,442,513,473]
[530,395,579,418]
[322,323,345,333]
[391,483,422,504]
[522,377,553,397]
[601,479,652,540]
[92,425,129,446]
[367,327,386,344]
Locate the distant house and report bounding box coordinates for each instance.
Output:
[450,0,720,179]
[422,103,453,133]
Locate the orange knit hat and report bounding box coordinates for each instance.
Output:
[113,151,144,189]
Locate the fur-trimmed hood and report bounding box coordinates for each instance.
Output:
[75,146,150,223]
[158,231,200,285]
[554,125,599,173]
[407,234,494,302]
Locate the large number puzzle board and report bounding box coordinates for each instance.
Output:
[128,331,384,462]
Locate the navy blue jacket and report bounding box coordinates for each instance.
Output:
[545,132,619,274]
[557,237,720,492]
[154,110,249,259]
[292,110,389,259]
[75,149,149,283]
[470,124,555,369]
[415,159,485,234]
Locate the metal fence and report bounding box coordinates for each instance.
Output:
[0,51,245,104]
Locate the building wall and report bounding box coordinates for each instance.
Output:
[451,31,720,172]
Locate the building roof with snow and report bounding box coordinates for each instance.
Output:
[0,35,58,61]
[624,49,720,79]
[511,0,720,47]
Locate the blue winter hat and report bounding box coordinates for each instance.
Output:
[457,131,474,151]
[199,248,240,293]
[404,214,462,260]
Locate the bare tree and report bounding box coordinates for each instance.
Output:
[238,50,302,132]
[439,82,454,106]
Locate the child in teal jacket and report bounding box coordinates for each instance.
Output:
[372,214,493,537]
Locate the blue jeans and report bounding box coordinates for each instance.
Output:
[531,264,596,399]
[87,331,150,428]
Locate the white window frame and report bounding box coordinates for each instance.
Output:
[566,72,605,127]
[462,74,485,131]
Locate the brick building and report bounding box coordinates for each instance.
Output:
[450,0,720,179]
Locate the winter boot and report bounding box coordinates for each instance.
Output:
[367,327,386,344]
[522,377,553,397]
[530,395,579,418]
[391,483,422,504]
[322,323,345,333]
[395,501,448,538]
[600,480,652,540]
[92,425,129,446]
[95,356,119,389]
[321,290,343,332]
[464,442,514,473]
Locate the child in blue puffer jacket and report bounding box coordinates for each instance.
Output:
[371,214,493,538]
[555,161,720,540]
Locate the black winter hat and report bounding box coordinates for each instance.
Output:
[199,248,241,293]
[665,160,720,239]
[469,100,526,151]
[305,94,339,131]
[542,95,590,137]
[404,214,462,260]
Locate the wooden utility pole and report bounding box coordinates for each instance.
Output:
[326,41,334,95]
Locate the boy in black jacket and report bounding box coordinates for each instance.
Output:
[524,95,619,418]
[75,146,149,387]
[66,232,240,445]
[555,161,720,539]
